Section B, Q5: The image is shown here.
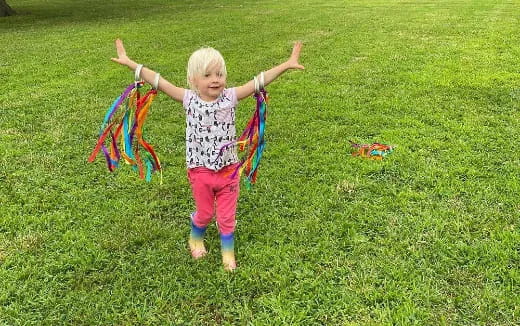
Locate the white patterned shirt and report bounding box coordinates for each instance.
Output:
[183,88,239,170]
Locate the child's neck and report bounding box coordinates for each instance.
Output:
[199,93,219,102]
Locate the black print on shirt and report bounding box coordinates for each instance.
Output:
[184,89,239,170]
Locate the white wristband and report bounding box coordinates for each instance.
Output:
[259,71,265,89]
[254,71,265,94]
[135,64,144,81]
[153,73,160,90]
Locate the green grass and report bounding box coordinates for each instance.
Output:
[1,0,519,324]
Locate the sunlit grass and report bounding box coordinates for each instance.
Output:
[1,0,519,324]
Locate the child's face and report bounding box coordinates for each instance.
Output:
[191,63,226,102]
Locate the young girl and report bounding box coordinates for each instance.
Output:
[111,39,304,271]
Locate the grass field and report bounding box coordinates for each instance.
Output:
[1,0,519,324]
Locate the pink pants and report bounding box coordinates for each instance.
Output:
[187,164,240,235]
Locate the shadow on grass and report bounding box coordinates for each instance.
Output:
[0,0,188,30]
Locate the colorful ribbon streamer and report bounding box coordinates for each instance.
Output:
[218,88,268,188]
[350,141,394,160]
[88,82,162,182]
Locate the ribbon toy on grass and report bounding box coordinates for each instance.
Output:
[88,66,162,182]
[350,141,394,160]
[217,73,268,188]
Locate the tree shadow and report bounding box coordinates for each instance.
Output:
[1,0,187,30]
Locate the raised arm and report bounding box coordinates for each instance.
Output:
[111,39,186,102]
[235,41,304,101]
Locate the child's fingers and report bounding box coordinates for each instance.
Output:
[289,41,304,69]
[291,41,303,60]
[292,62,304,70]
[114,39,126,57]
[292,41,302,54]
[110,57,127,66]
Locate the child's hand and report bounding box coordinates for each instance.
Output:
[111,39,132,67]
[287,41,305,70]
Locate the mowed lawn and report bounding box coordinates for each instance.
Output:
[1,0,519,324]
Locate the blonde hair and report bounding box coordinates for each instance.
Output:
[186,47,227,90]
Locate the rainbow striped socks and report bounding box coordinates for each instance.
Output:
[220,233,236,271]
[189,218,207,259]
[188,214,236,271]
